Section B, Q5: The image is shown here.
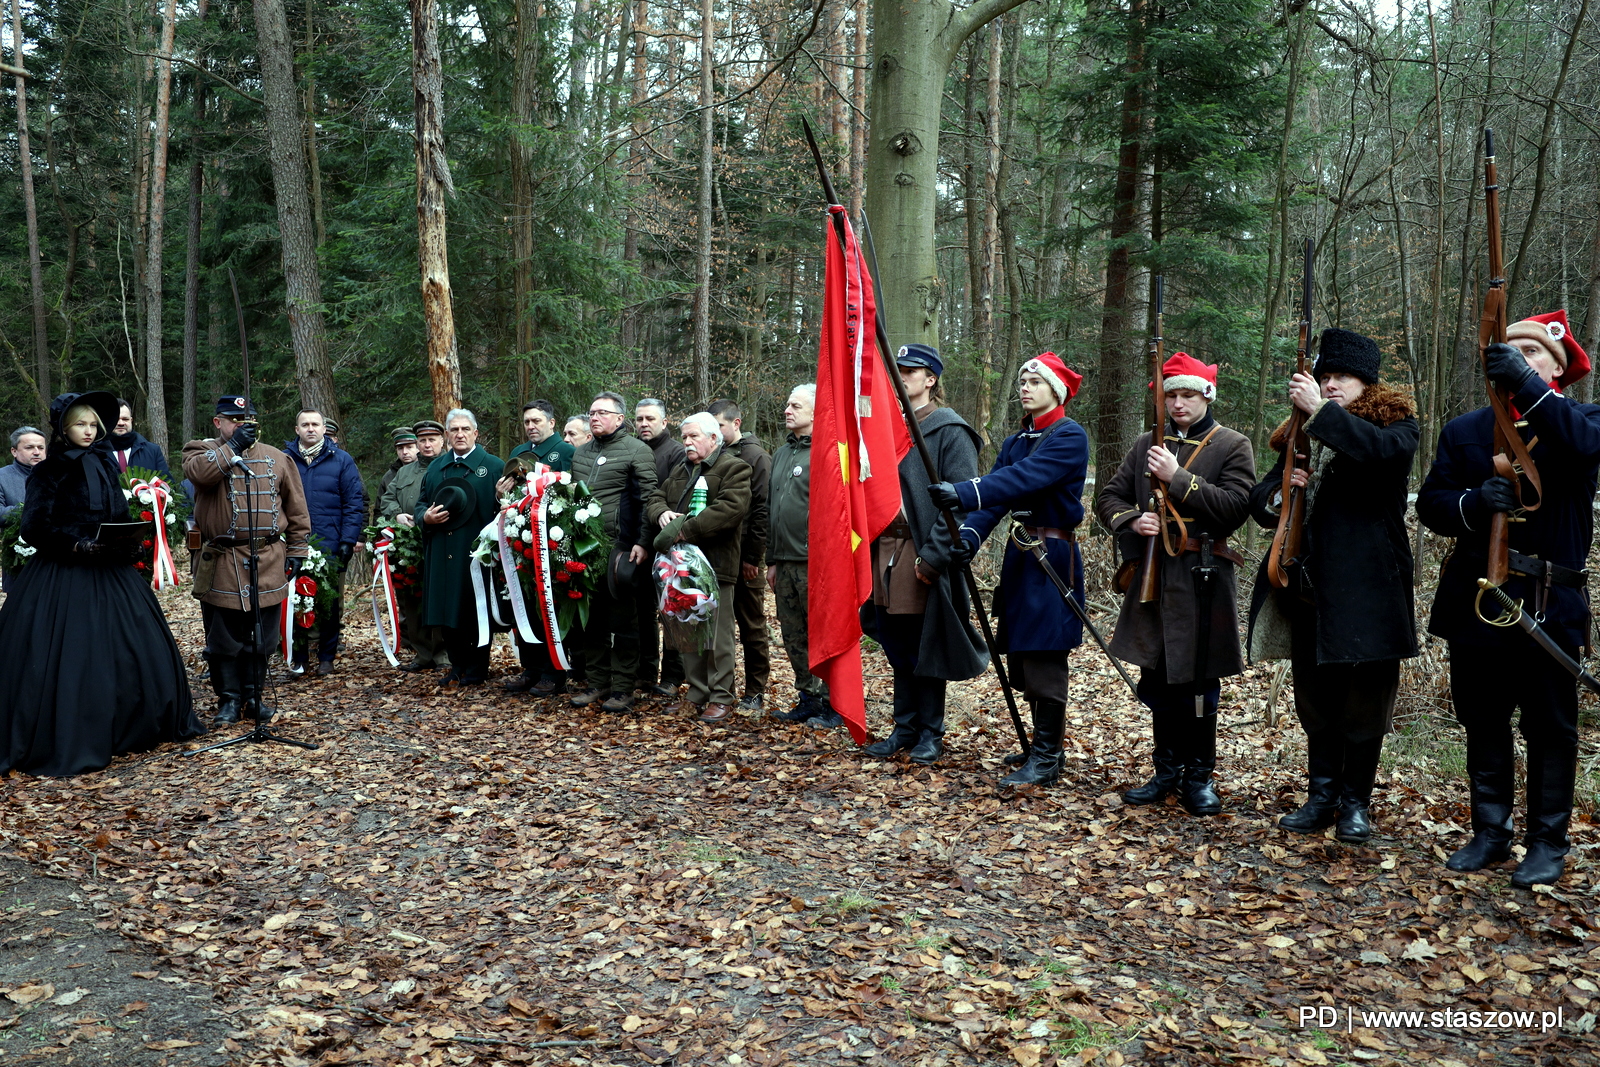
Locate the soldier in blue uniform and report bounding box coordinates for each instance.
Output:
[929,352,1089,787]
[1417,310,1600,888]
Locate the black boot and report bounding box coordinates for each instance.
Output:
[771,691,819,723]
[1335,735,1383,844]
[1280,730,1342,833]
[211,656,243,724]
[241,654,275,724]
[908,679,946,765]
[1124,703,1183,805]
[1512,740,1577,888]
[1001,700,1065,787]
[1446,738,1515,872]
[864,672,921,757]
[1178,713,1222,815]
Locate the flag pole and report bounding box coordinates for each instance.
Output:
[801,119,1032,761]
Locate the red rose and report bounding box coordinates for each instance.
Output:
[556,571,569,583]
[142,540,153,549]
[548,538,559,548]
[567,590,582,599]
[139,510,154,521]
[135,561,148,571]
[405,565,417,575]
[565,561,586,573]
[522,546,537,559]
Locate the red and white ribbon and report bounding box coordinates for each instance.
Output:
[130,476,181,590]
[369,527,403,667]
[531,479,570,671]
[279,585,297,665]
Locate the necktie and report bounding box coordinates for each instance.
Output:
[118,450,129,472]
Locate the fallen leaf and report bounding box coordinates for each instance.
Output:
[622,1015,644,1032]
[1402,939,1438,961]
[1263,935,1294,950]
[5,983,53,1005]
[51,988,89,1006]
[145,1040,200,1050]
[1011,1042,1044,1067]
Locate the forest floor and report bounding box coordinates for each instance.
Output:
[2,582,1598,1067]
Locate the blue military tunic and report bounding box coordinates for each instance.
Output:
[952,412,1089,653]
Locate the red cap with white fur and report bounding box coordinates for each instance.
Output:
[1506,310,1591,389]
[1021,352,1083,407]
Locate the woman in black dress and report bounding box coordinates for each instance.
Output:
[0,391,202,776]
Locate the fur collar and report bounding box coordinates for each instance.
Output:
[1269,382,1414,452]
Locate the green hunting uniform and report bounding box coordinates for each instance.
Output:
[767,431,827,703]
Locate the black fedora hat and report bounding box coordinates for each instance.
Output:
[607,545,641,598]
[429,477,477,533]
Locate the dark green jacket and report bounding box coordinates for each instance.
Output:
[729,432,770,567]
[415,445,504,629]
[571,429,658,550]
[646,446,752,584]
[510,434,575,473]
[766,432,811,564]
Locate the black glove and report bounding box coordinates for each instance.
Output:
[1484,342,1536,393]
[228,421,259,453]
[336,543,355,567]
[285,557,302,580]
[927,481,963,512]
[1476,475,1517,514]
[949,535,977,569]
[73,537,103,556]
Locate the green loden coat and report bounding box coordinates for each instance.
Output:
[414,445,504,629]
[646,446,753,583]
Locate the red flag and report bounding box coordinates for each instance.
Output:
[808,205,911,743]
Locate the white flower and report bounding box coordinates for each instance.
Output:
[15,542,35,557]
[165,513,177,525]
[557,472,571,484]
[123,489,134,500]
[521,529,534,543]
[548,500,564,515]
[137,489,154,505]
[548,526,564,541]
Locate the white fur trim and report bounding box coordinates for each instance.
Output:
[1021,359,1068,405]
[1162,374,1216,401]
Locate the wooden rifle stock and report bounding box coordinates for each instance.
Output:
[1137,275,1165,603]
[1480,128,1512,587]
[1265,240,1314,589]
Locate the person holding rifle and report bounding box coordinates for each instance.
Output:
[1097,354,1254,814]
[928,353,1086,787]
[1248,328,1419,845]
[1417,310,1600,887]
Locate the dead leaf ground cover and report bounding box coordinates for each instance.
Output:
[2,566,1598,1067]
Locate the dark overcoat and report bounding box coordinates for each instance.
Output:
[1417,376,1600,651]
[1096,412,1255,683]
[415,445,504,629]
[646,446,753,584]
[1247,384,1419,665]
[889,406,989,680]
[957,412,1089,655]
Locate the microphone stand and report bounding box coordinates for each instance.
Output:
[187,271,318,756]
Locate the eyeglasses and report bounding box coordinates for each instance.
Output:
[588,408,622,419]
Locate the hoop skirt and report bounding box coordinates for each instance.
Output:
[0,449,202,777]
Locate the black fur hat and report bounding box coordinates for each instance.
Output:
[1313,327,1381,385]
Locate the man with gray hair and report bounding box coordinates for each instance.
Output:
[647,412,753,722]
[633,397,687,696]
[416,408,505,690]
[569,391,658,712]
[1,426,46,593]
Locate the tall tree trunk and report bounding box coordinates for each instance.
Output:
[9,0,49,416]
[142,0,179,456]
[1091,0,1145,480]
[848,0,867,221]
[253,0,339,418]
[511,0,540,403]
[412,0,461,418]
[971,17,1002,444]
[181,0,210,446]
[1580,217,1600,406]
[863,0,1030,349]
[692,0,714,404]
[568,0,590,123]
[304,0,326,247]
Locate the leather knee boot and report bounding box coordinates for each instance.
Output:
[908,679,946,765]
[863,670,922,757]
[241,654,276,723]
[1513,739,1577,888]
[1123,702,1183,805]
[1335,735,1383,844]
[1178,713,1222,815]
[211,656,243,724]
[1446,736,1515,872]
[1001,700,1065,787]
[1280,730,1343,833]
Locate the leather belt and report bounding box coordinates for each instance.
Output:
[1181,537,1244,566]
[211,533,281,549]
[883,521,914,540]
[1509,550,1586,589]
[1022,525,1073,542]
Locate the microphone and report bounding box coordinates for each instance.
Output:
[230,454,256,478]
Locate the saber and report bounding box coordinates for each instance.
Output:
[1476,579,1600,696]
[1010,525,1139,697]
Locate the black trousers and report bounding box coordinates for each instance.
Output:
[443,626,491,682]
[1449,638,1579,751]
[202,601,282,657]
[636,577,683,685]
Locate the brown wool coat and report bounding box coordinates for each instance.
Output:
[183,438,312,611]
[646,447,753,584]
[1096,415,1256,683]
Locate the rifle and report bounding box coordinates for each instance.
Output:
[1265,239,1315,589]
[1137,275,1170,603]
[1476,127,1540,606]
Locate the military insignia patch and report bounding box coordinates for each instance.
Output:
[476,466,488,477]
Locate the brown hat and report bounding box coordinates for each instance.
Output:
[413,419,445,437]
